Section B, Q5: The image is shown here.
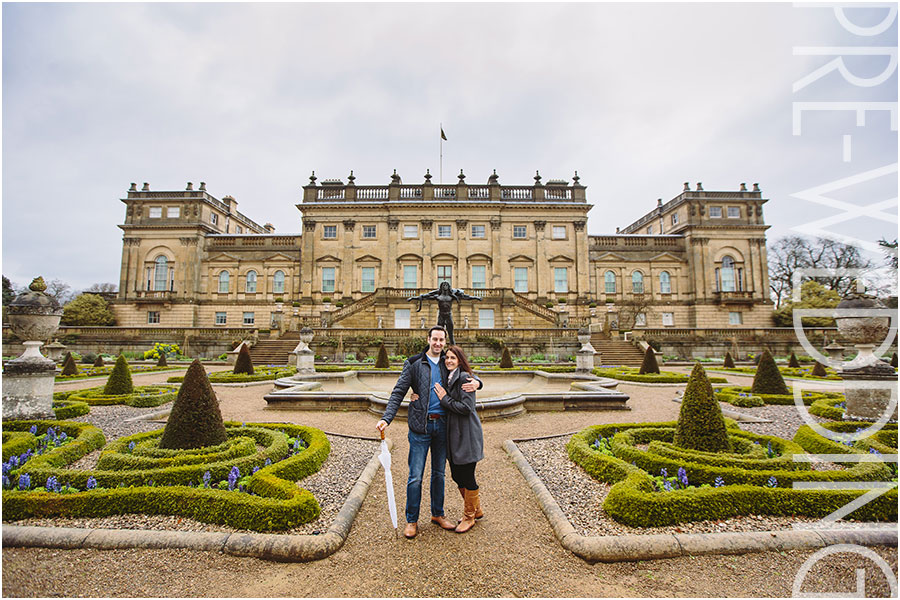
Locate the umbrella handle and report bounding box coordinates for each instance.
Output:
[380,430,385,441]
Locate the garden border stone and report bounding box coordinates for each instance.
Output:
[2,436,387,562]
[503,437,897,563]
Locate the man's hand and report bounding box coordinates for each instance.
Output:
[409,392,419,402]
[461,380,478,393]
[376,420,388,432]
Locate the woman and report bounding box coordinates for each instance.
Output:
[433,345,484,533]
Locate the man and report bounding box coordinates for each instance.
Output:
[376,325,481,538]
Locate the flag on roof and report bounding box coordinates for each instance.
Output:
[440,127,447,141]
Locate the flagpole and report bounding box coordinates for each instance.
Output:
[439,122,443,184]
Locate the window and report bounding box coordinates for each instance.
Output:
[471,225,486,239]
[167,206,180,218]
[478,308,494,329]
[235,225,242,234]
[273,270,285,294]
[604,270,616,294]
[646,226,653,234]
[245,270,257,293]
[394,309,411,328]
[403,265,417,289]
[149,207,162,218]
[552,226,567,239]
[514,267,528,293]
[153,256,168,291]
[403,224,418,238]
[472,265,486,289]
[215,312,227,325]
[147,311,160,324]
[437,224,452,238]
[729,311,743,325]
[671,213,679,225]
[720,256,736,292]
[362,225,377,239]
[632,271,644,294]
[554,267,568,293]
[513,225,527,239]
[659,271,671,294]
[243,312,255,326]
[210,213,218,225]
[323,225,337,239]
[662,312,674,326]
[321,267,335,293]
[218,271,230,293]
[727,206,740,218]
[437,266,452,286]
[709,206,722,218]
[635,313,647,327]
[361,267,376,293]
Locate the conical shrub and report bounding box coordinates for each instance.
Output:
[157,351,168,367]
[788,352,800,368]
[751,349,789,395]
[103,355,134,395]
[723,351,735,369]
[891,352,898,369]
[159,359,228,450]
[811,361,828,378]
[674,363,731,453]
[233,344,254,375]
[60,352,79,376]
[638,345,660,374]
[500,346,514,369]
[754,353,762,365]
[93,355,104,367]
[375,342,390,369]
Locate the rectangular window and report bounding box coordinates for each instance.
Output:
[471,225,486,239]
[646,226,653,234]
[472,265,486,289]
[235,225,242,234]
[513,225,527,239]
[437,266,452,286]
[729,311,743,325]
[323,225,337,239]
[167,206,180,218]
[554,267,568,293]
[215,312,227,325]
[243,312,255,326]
[635,313,647,327]
[437,224,452,238]
[552,225,567,239]
[671,213,679,225]
[727,206,741,218]
[662,312,674,326]
[321,267,335,293]
[149,207,162,218]
[403,265,417,289]
[361,267,376,293]
[478,308,494,329]
[394,308,411,329]
[403,224,418,238]
[210,213,218,225]
[147,311,160,324]
[709,206,722,218]
[514,267,528,293]
[362,225,377,239]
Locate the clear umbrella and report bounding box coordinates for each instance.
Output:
[379,430,398,530]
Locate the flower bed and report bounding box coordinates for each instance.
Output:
[593,367,728,384]
[1,420,330,531]
[55,364,177,382]
[166,366,296,384]
[808,396,847,420]
[63,385,179,408]
[714,386,843,407]
[709,366,841,381]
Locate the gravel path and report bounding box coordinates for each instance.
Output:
[4,370,896,597]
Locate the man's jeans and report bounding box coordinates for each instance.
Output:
[406,416,447,523]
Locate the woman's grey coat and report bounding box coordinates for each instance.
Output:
[439,370,484,464]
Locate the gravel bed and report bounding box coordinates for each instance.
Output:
[70,403,172,440]
[727,403,830,440]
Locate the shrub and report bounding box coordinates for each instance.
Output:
[93,355,104,367]
[157,352,168,367]
[80,353,97,365]
[397,337,428,358]
[811,361,828,378]
[751,350,789,395]
[69,385,178,408]
[500,346,514,369]
[103,355,134,396]
[233,345,254,375]
[723,352,735,368]
[52,400,91,420]
[374,343,390,369]
[638,346,660,375]
[891,352,898,369]
[159,359,228,450]
[788,352,801,368]
[674,364,731,453]
[60,353,79,376]
[166,366,297,384]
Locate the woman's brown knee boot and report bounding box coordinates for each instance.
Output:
[455,489,479,533]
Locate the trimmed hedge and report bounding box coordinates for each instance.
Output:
[167,366,296,384]
[104,355,134,395]
[375,343,390,369]
[52,400,91,420]
[67,385,178,408]
[723,352,735,369]
[2,431,37,462]
[811,361,828,378]
[715,385,843,407]
[160,359,227,450]
[751,350,790,395]
[233,345,254,375]
[593,366,727,384]
[500,347,514,369]
[808,396,846,420]
[674,364,731,452]
[61,353,79,376]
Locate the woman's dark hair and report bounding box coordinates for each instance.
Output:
[445,345,473,377]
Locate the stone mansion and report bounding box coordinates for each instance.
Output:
[111,171,775,334]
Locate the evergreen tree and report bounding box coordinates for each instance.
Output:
[811,361,828,378]
[93,355,104,367]
[500,346,514,369]
[723,351,735,369]
[674,363,732,453]
[891,352,898,369]
[233,344,254,375]
[157,351,168,367]
[374,342,390,368]
[103,355,134,395]
[60,352,79,376]
[751,349,790,395]
[159,359,228,449]
[638,345,660,374]
[788,352,800,368]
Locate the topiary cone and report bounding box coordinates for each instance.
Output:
[233,344,254,375]
[159,359,228,450]
[157,351,168,367]
[811,361,828,378]
[751,349,789,395]
[60,352,79,376]
[891,352,898,369]
[788,352,800,368]
[638,345,660,374]
[674,363,731,453]
[723,351,735,369]
[375,342,390,369]
[500,346,514,369]
[104,355,134,395]
[93,355,104,367]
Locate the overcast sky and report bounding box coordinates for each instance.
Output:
[2,2,897,293]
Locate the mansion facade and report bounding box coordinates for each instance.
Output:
[112,171,775,333]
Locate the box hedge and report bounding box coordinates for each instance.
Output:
[52,400,91,420]
[103,355,134,395]
[593,367,728,384]
[67,385,178,408]
[166,366,296,384]
[714,386,843,407]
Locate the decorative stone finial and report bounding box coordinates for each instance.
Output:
[488,169,499,184]
[683,182,690,191]
[696,182,703,191]
[186,182,193,190]
[142,182,150,191]
[657,198,663,207]
[199,182,206,191]
[424,169,432,182]
[740,182,747,191]
[616,226,620,234]
[458,169,466,182]
[573,171,580,185]
[752,183,760,192]
[534,170,542,185]
[29,277,47,293]
[391,169,401,184]
[129,183,137,191]
[347,170,356,184]
[309,171,317,185]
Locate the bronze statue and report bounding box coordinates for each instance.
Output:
[408,281,481,345]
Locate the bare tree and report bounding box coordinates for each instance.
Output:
[616,294,655,330]
[84,283,118,294]
[878,238,898,269]
[45,279,75,306]
[768,236,873,307]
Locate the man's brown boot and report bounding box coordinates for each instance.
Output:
[431,515,456,530]
[403,522,418,538]
[455,489,479,533]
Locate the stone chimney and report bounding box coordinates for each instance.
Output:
[222,195,238,214]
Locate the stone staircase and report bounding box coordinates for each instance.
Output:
[249,332,300,366]
[590,335,645,367]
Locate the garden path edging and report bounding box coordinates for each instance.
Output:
[503,438,897,563]
[2,438,388,562]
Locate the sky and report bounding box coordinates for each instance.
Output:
[2,2,897,293]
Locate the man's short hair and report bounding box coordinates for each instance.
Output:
[428,325,447,339]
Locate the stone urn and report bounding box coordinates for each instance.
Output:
[292,326,316,375]
[835,291,892,369]
[575,326,597,373]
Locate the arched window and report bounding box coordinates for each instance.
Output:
[632,271,644,294]
[218,271,230,293]
[153,256,168,291]
[273,270,285,294]
[245,270,257,293]
[604,270,616,294]
[659,271,671,294]
[720,256,736,292]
